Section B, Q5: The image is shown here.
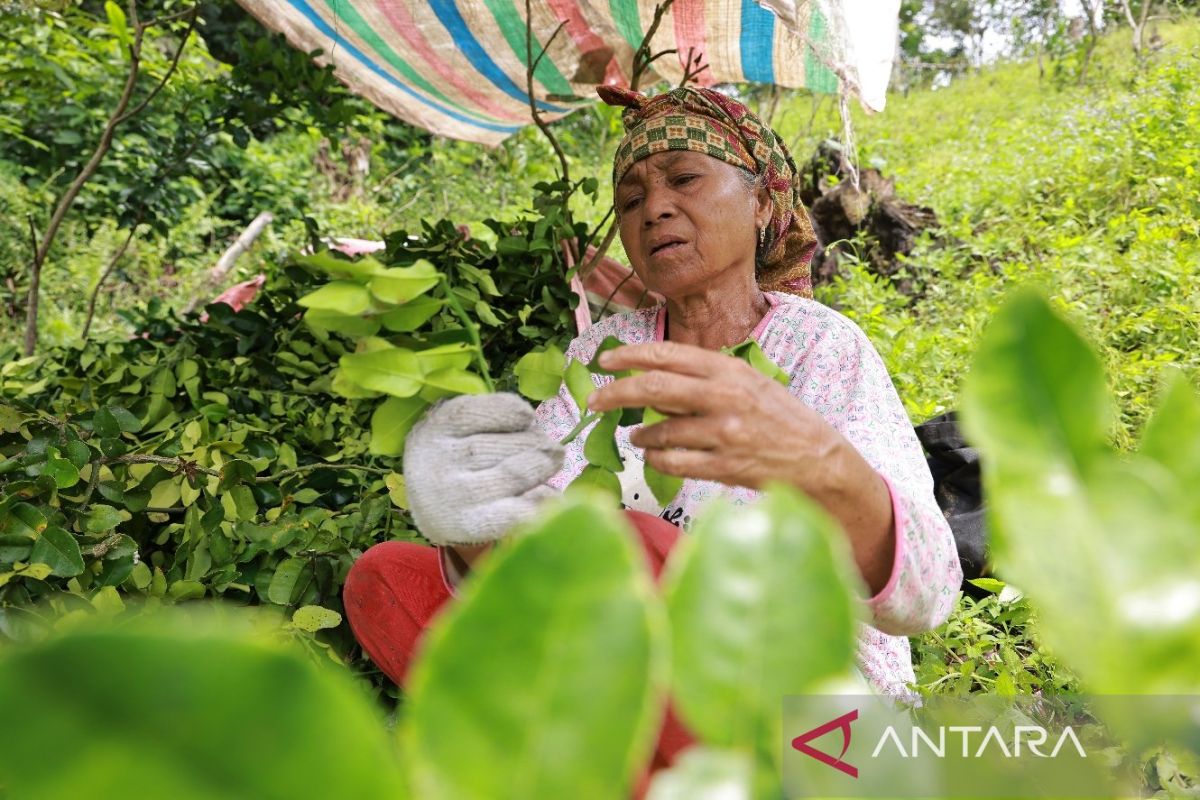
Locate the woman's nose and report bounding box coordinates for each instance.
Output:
[640,186,675,226]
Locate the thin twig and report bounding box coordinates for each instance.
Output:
[524,0,571,183]
[630,0,675,91]
[103,453,219,477]
[678,46,709,87]
[23,215,40,357]
[577,221,619,281]
[597,267,636,319]
[258,463,391,483]
[531,20,568,74]
[115,6,199,125]
[81,225,139,339]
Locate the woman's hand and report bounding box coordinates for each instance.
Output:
[587,341,896,595]
[587,341,839,492]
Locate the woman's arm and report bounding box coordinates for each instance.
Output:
[588,337,961,635]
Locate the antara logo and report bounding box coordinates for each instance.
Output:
[792,710,1088,777]
[791,709,859,778]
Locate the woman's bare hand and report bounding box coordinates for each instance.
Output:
[587,341,896,595]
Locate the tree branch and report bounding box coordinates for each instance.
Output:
[116,6,199,125]
[630,1,675,91]
[23,215,41,357]
[27,1,199,354]
[81,225,140,340]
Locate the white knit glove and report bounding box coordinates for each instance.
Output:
[403,393,564,546]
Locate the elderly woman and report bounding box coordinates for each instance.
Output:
[344,86,962,772]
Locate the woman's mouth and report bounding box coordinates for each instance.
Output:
[650,240,685,256]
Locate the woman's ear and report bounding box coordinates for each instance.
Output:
[755,182,773,230]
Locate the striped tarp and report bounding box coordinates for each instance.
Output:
[236,0,899,144]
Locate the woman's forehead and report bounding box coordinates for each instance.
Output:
[617,151,721,186]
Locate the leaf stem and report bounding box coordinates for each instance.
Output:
[438,275,495,392]
[559,412,601,445]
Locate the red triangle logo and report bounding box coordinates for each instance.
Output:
[791,708,859,778]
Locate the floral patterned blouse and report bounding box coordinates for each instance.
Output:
[534,291,963,698]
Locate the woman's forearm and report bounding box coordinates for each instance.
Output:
[799,436,896,597]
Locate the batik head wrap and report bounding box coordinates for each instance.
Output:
[596,84,818,297]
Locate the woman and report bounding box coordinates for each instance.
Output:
[344,85,962,777]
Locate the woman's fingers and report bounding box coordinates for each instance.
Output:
[596,341,744,378]
[630,414,753,452]
[589,370,747,416]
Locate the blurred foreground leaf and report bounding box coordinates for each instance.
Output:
[0,610,408,799]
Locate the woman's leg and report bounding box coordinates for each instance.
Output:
[342,540,453,686]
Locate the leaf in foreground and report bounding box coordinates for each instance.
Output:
[403,493,668,800]
[0,611,408,799]
[664,486,860,787]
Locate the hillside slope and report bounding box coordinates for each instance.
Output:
[781,22,1199,448]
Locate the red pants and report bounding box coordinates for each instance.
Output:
[343,510,696,797]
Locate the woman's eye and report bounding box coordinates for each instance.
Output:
[621,196,642,211]
[673,174,698,186]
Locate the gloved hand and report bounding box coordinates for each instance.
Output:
[403,392,564,546]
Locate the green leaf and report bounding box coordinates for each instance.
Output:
[104,0,130,48]
[304,308,382,337]
[218,459,257,491]
[385,473,408,509]
[473,300,504,326]
[513,345,566,401]
[84,504,123,533]
[413,343,474,374]
[421,368,488,396]
[567,464,622,501]
[293,605,343,632]
[63,440,91,469]
[589,336,627,376]
[43,457,79,489]
[380,296,445,331]
[0,535,33,564]
[297,282,372,315]
[0,614,408,798]
[107,405,143,433]
[30,527,85,578]
[93,407,120,438]
[404,495,666,799]
[339,348,424,398]
[960,288,1111,471]
[168,580,206,601]
[967,577,1007,594]
[368,260,440,304]
[1,502,47,537]
[725,340,790,386]
[584,411,623,471]
[229,485,257,521]
[643,465,683,508]
[960,290,1200,708]
[268,557,307,605]
[496,236,528,255]
[290,489,321,504]
[295,250,384,280]
[563,359,595,415]
[664,487,860,761]
[369,396,429,456]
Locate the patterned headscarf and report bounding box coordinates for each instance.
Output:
[597,84,817,297]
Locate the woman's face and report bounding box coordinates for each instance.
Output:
[615,150,769,299]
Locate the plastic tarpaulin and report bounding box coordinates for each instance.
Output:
[235,0,900,144]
